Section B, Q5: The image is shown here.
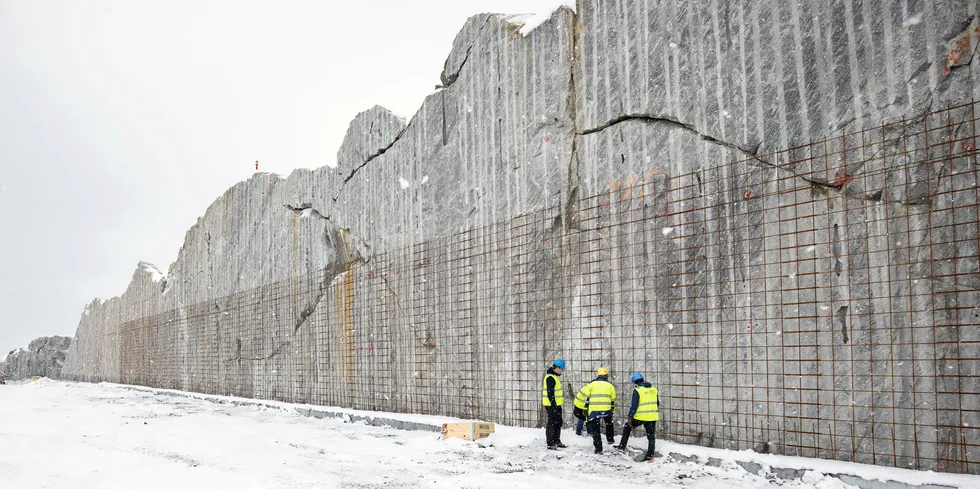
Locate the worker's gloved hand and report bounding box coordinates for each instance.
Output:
[626,418,635,428]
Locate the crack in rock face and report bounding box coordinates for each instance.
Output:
[439,15,493,88]
[285,203,329,221]
[334,106,408,195]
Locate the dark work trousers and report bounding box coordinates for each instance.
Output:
[545,405,563,446]
[619,420,657,457]
[586,415,615,451]
[573,407,593,436]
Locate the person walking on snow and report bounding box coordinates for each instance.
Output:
[542,359,567,450]
[575,367,617,453]
[615,372,660,461]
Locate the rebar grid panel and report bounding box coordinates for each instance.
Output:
[108,101,980,474]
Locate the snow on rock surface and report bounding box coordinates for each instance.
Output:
[139,261,166,283]
[509,1,577,36]
[8,381,977,489]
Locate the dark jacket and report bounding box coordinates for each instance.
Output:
[545,367,561,407]
[627,381,657,420]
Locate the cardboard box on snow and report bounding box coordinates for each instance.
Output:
[441,422,495,441]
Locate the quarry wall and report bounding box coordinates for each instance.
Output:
[60,0,980,474]
[1,336,72,380]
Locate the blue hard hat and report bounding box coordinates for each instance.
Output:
[554,359,566,369]
[631,372,644,382]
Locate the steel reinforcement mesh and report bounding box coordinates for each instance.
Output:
[112,102,979,474]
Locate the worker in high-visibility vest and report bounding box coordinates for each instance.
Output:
[615,372,660,461]
[541,359,567,449]
[575,367,617,453]
[573,393,592,436]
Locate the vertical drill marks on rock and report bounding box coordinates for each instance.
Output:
[332,266,356,381]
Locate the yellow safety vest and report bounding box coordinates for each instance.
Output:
[633,385,659,421]
[576,379,616,415]
[541,373,564,406]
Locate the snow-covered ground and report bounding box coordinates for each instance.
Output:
[0,380,973,489]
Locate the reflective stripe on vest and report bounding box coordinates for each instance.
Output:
[586,380,616,415]
[633,385,659,421]
[541,373,564,406]
[574,387,588,409]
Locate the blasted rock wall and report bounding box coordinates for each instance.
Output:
[573,0,980,192]
[62,10,576,388]
[570,0,979,472]
[2,336,72,380]
[61,0,980,474]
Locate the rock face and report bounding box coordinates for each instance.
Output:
[2,336,72,379]
[61,1,980,475]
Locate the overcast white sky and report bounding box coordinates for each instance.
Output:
[0,0,569,357]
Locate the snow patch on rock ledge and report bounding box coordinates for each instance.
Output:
[139,261,166,282]
[508,1,576,36]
